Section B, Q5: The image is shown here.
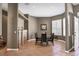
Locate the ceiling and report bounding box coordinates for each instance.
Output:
[2,3,79,17]
[18,3,65,17]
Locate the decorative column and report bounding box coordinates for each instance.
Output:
[65,3,74,52]
[7,3,18,50]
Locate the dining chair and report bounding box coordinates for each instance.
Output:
[0,35,6,47]
[35,33,41,44]
[41,33,48,46]
[50,33,54,45]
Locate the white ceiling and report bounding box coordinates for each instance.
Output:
[2,3,79,17]
[18,3,65,17]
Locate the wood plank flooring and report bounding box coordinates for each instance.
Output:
[0,39,78,56]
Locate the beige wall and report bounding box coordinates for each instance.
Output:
[37,17,52,37]
[28,16,38,39]
[18,16,24,29]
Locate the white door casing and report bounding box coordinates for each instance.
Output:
[74,16,79,50]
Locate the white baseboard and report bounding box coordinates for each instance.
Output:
[28,39,35,41]
[57,40,65,43]
[7,48,19,51]
[65,46,74,53]
[65,51,69,53]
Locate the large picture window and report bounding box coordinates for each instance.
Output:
[52,19,62,35]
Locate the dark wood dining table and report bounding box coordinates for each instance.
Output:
[37,35,52,46]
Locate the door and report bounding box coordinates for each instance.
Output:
[74,16,79,50]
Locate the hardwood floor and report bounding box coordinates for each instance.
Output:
[0,39,78,56]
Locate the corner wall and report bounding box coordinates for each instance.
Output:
[28,16,38,39]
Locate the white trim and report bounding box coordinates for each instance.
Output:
[65,46,74,53]
[7,48,19,51]
[28,39,35,42]
[65,51,69,53]
[57,40,65,43]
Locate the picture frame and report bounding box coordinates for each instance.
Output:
[41,24,47,30]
